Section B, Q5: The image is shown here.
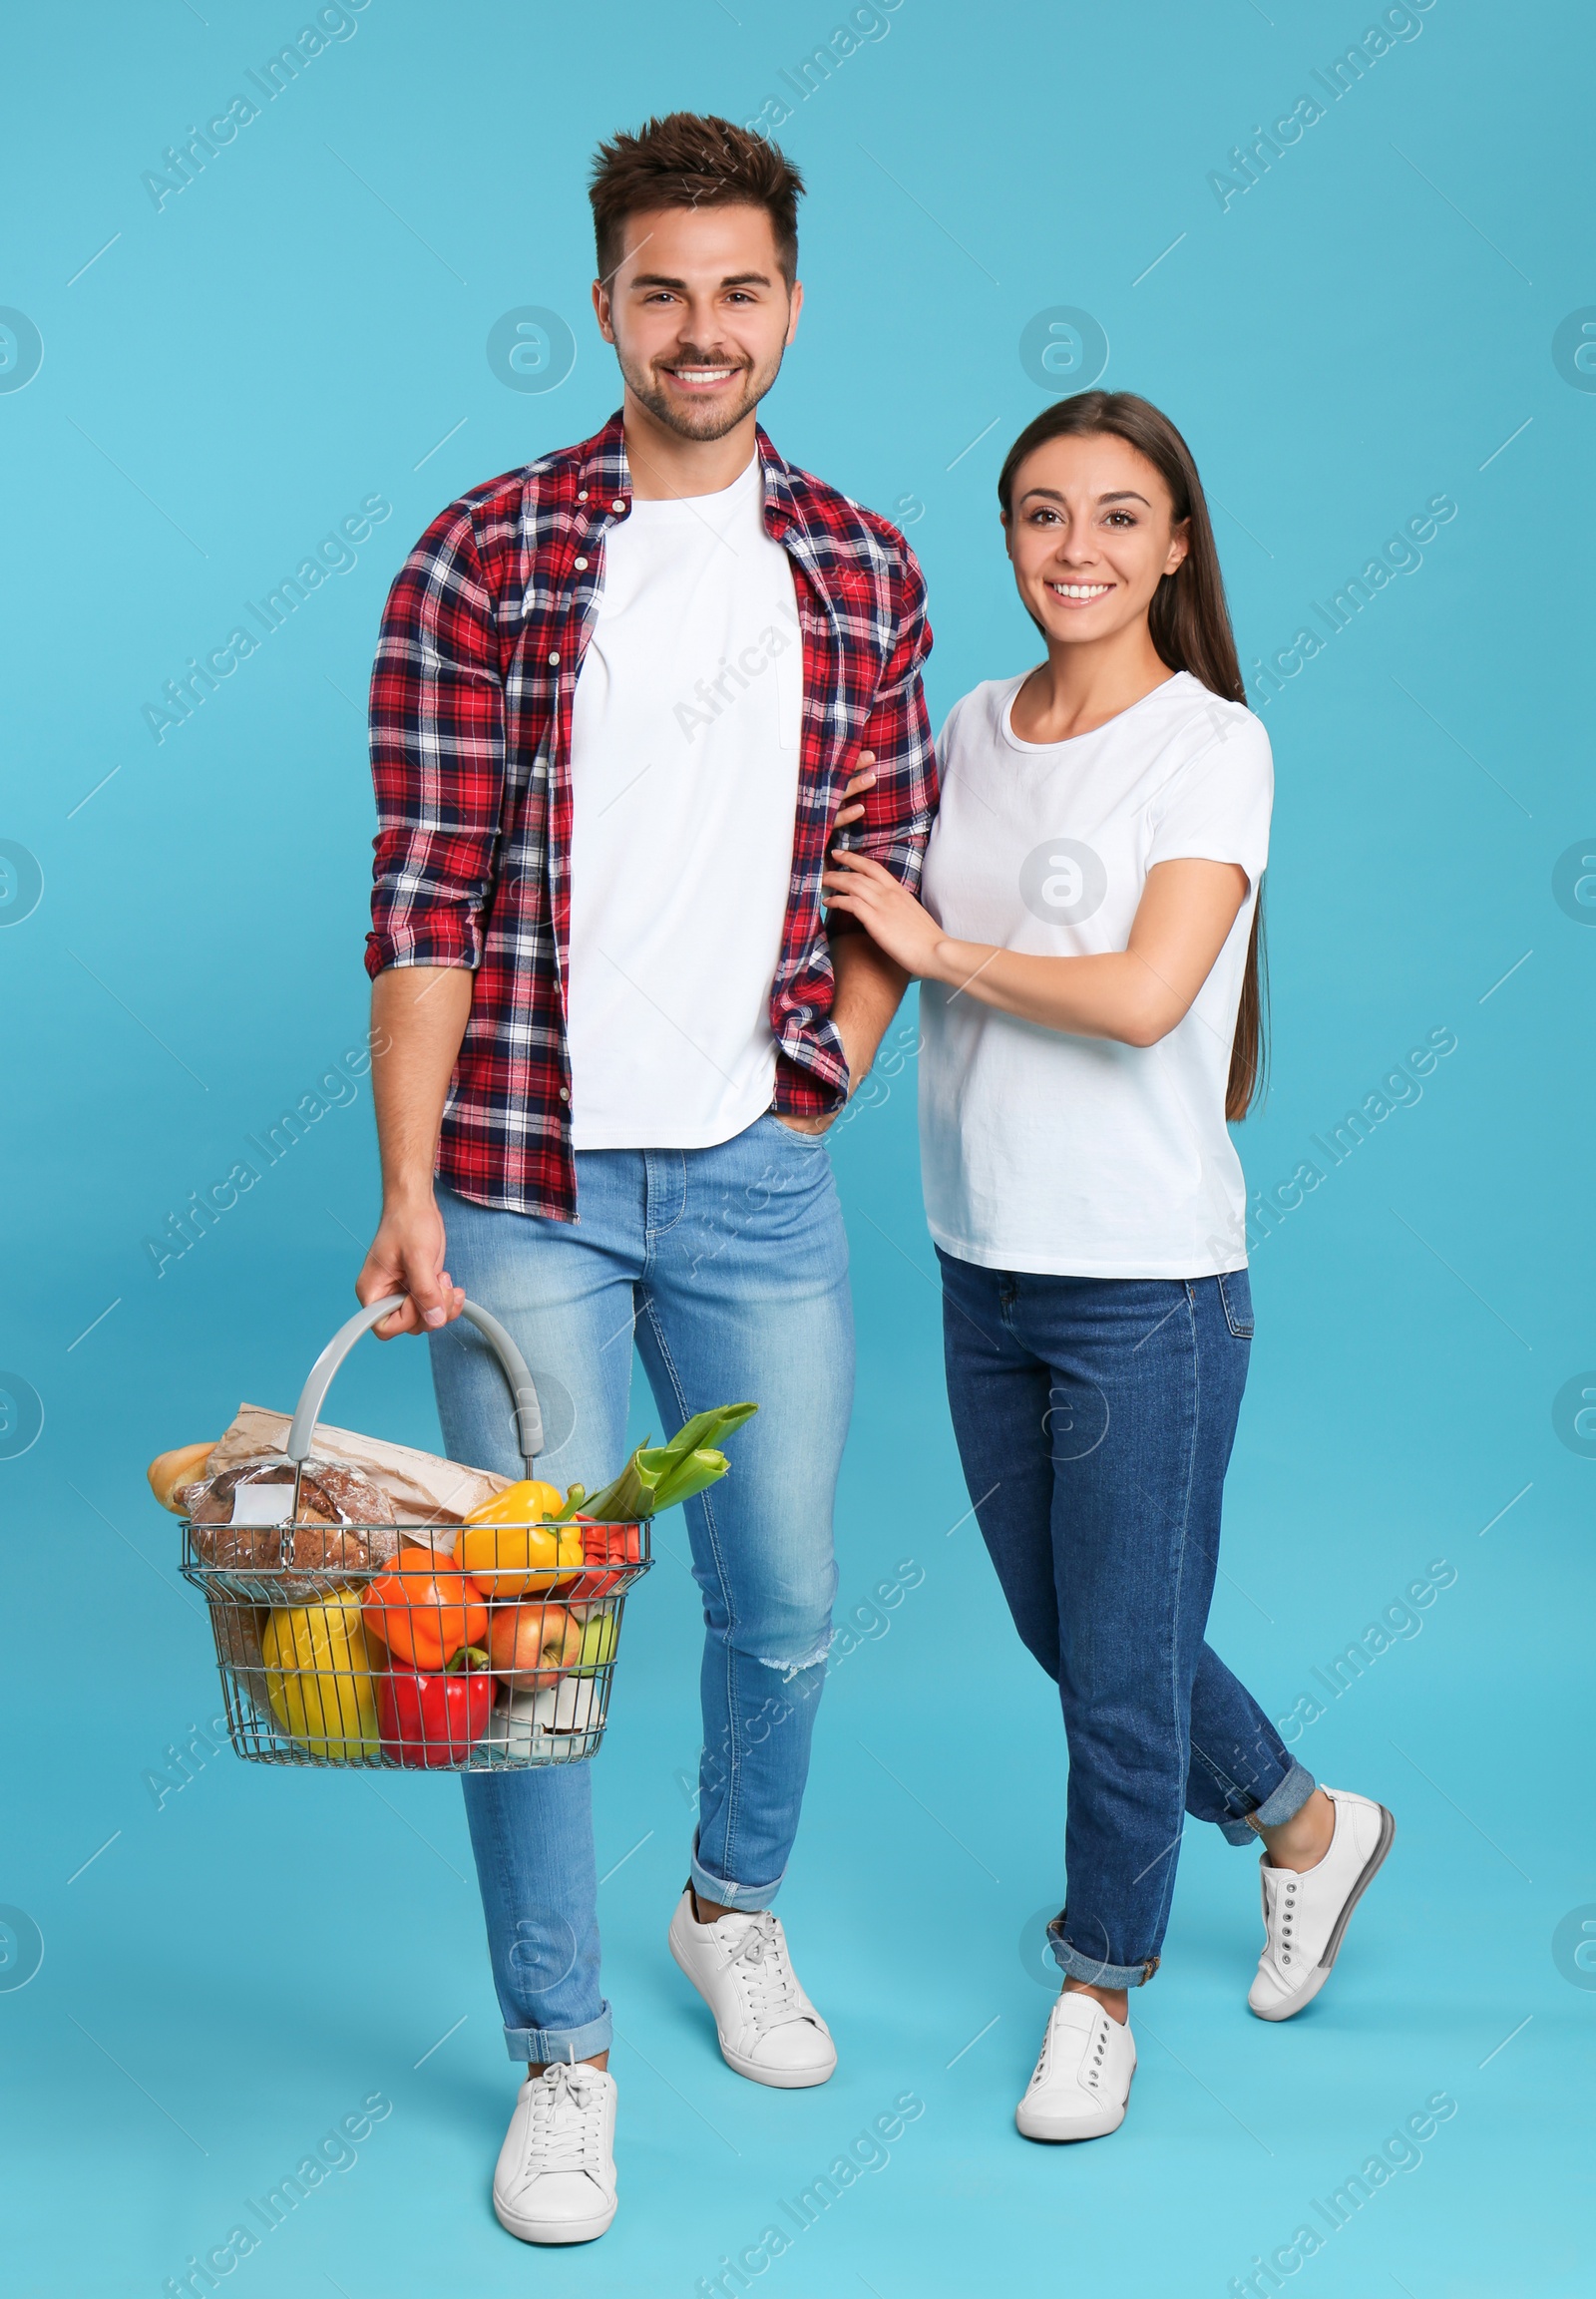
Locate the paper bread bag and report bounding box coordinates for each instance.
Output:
[205,1402,512,1535]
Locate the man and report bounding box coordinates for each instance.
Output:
[356,113,935,2244]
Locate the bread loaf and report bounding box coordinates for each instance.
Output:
[186,1459,399,1578]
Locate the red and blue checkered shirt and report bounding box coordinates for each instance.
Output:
[366,412,936,1220]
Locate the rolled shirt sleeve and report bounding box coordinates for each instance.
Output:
[365,503,508,979]
[839,537,938,891]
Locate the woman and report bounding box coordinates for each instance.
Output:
[824,392,1393,2142]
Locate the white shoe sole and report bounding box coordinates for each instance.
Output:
[1015,2068,1132,2143]
[493,2188,616,2245]
[1249,1802,1396,2024]
[667,1930,838,2088]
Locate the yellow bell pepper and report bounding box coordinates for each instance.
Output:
[262,1592,379,1761]
[457,1519,584,1595]
[459,1481,584,1594]
[464,1478,566,1527]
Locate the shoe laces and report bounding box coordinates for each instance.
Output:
[524,2063,605,2177]
[721,1910,804,2033]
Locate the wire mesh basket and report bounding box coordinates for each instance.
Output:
[178,1294,651,1769]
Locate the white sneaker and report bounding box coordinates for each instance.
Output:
[667,1889,837,2088]
[1015,1990,1136,2142]
[1248,1785,1396,2022]
[492,2062,617,2244]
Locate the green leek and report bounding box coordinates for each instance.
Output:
[580,1403,758,1523]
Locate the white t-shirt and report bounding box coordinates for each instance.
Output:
[566,460,802,1149]
[918,669,1272,1278]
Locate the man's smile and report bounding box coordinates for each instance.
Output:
[660,360,745,391]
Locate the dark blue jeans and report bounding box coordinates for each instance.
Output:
[939,1253,1314,1988]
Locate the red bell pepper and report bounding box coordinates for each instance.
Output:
[377,1646,496,1767]
[564,1520,644,1601]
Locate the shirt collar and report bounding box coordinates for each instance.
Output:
[754,425,798,539]
[573,411,631,522]
[572,411,799,532]
[558,412,833,613]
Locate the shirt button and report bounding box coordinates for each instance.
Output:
[559,1087,570,1102]
[611,498,626,512]
[574,557,589,572]
[548,651,560,665]
[577,490,589,502]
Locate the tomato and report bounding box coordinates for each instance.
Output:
[563,1520,644,1601]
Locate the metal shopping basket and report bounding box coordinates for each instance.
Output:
[179,1294,651,1770]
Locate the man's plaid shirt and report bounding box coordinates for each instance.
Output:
[366,412,936,1220]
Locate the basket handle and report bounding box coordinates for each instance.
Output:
[285,1296,545,1475]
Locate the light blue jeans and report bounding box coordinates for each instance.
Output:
[429,1113,853,2062]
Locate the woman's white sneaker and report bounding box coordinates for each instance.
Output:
[667,1890,837,2087]
[492,2062,617,2244]
[1248,1785,1396,2022]
[1015,1991,1135,2141]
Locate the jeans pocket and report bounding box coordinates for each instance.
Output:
[764,1110,829,1149]
[1218,1268,1254,1340]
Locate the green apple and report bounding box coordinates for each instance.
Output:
[577,1611,618,1672]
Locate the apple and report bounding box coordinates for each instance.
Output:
[486,1602,583,1691]
[574,1609,619,1673]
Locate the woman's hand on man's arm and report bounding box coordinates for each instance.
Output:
[821,846,952,978]
[778,756,911,1135]
[821,852,1249,1047]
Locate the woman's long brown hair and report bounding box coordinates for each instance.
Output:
[998,391,1268,1120]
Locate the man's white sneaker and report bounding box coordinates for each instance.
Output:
[492,2062,617,2244]
[667,1889,837,2088]
[1248,1785,1396,2022]
[1015,1991,1136,2142]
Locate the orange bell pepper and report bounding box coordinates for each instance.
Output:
[361,1546,488,1673]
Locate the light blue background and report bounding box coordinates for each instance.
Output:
[3,1,1591,2293]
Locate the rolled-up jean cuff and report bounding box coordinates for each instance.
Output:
[1218,1758,1318,1846]
[1046,1923,1159,1990]
[503,2003,612,2064]
[690,1847,784,1914]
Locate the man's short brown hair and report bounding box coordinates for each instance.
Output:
[589,113,805,286]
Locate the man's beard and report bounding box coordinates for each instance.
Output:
[618,343,784,442]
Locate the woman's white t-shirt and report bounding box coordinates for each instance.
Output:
[918,669,1272,1279]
